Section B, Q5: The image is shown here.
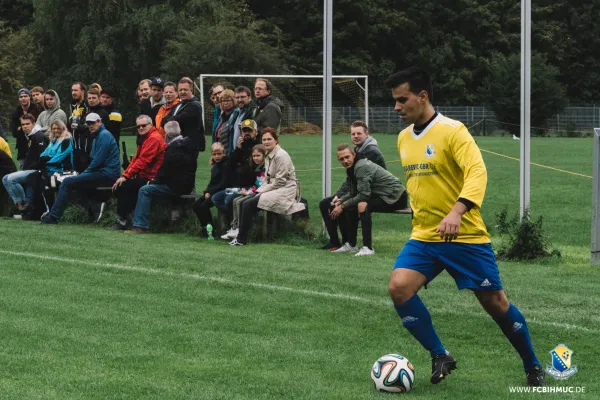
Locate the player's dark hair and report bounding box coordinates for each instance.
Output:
[351,120,369,132]
[384,67,433,102]
[20,113,36,123]
[235,86,252,97]
[336,143,355,153]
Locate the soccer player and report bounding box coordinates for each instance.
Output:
[385,67,544,387]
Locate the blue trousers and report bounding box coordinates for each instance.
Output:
[132,184,177,229]
[49,172,116,221]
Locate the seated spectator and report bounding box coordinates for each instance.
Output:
[41,113,120,224]
[192,142,228,237]
[127,121,198,234]
[230,128,305,246]
[221,144,267,240]
[24,120,74,218]
[320,120,387,250]
[326,144,406,256]
[11,88,43,168]
[31,86,45,109]
[154,82,180,139]
[2,114,48,217]
[140,77,166,124]
[36,90,68,134]
[161,77,205,152]
[107,115,166,230]
[213,89,236,154]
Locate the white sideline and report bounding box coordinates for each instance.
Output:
[1,249,597,334]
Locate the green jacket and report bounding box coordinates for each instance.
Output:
[338,158,405,209]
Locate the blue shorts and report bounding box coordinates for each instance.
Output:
[393,240,503,291]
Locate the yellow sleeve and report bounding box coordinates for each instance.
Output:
[0,137,11,158]
[450,125,487,208]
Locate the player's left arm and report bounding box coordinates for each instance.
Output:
[436,125,487,241]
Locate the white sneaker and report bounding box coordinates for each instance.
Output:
[221,228,239,240]
[355,246,375,256]
[229,238,244,246]
[332,243,358,253]
[512,134,520,141]
[221,229,233,240]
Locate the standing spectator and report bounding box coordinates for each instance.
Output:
[210,84,225,138]
[319,120,387,250]
[31,86,45,109]
[127,121,198,234]
[230,86,256,154]
[36,90,68,134]
[69,82,92,172]
[108,115,166,230]
[327,144,406,256]
[68,82,89,132]
[213,89,236,153]
[253,78,283,136]
[41,113,120,224]
[155,81,180,139]
[87,88,110,127]
[140,77,166,124]
[11,88,43,168]
[192,142,228,237]
[161,77,205,152]
[2,114,48,215]
[230,128,304,246]
[100,87,122,147]
[138,79,152,102]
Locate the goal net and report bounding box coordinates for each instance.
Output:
[196,74,368,135]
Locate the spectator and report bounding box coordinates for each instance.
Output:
[31,86,45,109]
[154,81,180,139]
[230,128,305,246]
[126,121,198,234]
[253,78,283,136]
[319,120,387,250]
[192,142,228,237]
[100,87,123,147]
[41,112,120,224]
[69,82,92,172]
[213,89,236,153]
[138,79,152,102]
[36,90,68,134]
[107,115,166,230]
[89,83,102,92]
[161,77,206,152]
[2,114,48,216]
[327,144,406,256]
[221,144,267,240]
[140,77,166,124]
[11,88,43,168]
[0,135,12,158]
[209,83,225,138]
[68,82,89,132]
[87,87,110,127]
[230,86,256,154]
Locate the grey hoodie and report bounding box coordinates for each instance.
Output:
[355,136,386,169]
[36,90,68,133]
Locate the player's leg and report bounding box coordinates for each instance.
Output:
[390,240,455,383]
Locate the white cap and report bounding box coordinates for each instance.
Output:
[85,112,101,122]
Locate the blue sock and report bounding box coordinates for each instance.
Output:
[394,294,446,357]
[493,303,540,371]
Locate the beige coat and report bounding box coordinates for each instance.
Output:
[257,145,305,215]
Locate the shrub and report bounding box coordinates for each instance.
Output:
[496,211,561,260]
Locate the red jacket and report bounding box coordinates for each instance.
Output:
[123,127,166,180]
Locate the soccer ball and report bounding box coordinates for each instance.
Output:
[371,354,415,393]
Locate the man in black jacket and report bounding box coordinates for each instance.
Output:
[253,78,284,136]
[100,87,122,148]
[127,121,198,233]
[161,77,205,152]
[11,88,43,168]
[87,88,110,128]
[140,77,166,124]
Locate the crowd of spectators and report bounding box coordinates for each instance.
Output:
[0,76,403,250]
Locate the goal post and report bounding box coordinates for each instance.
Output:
[592,128,600,264]
[196,74,369,134]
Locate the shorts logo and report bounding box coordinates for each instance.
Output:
[401,316,419,324]
[546,344,578,380]
[425,143,435,158]
[512,322,523,332]
[480,279,491,287]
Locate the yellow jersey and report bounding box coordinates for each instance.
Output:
[0,136,11,158]
[397,114,490,243]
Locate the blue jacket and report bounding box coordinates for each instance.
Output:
[84,124,120,179]
[40,133,74,174]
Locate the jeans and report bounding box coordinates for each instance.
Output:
[132,184,177,229]
[2,170,37,205]
[115,178,149,219]
[49,172,116,221]
[211,189,241,217]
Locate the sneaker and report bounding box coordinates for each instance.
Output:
[229,238,244,246]
[431,352,457,384]
[332,243,357,253]
[106,220,127,230]
[321,242,341,250]
[221,228,238,240]
[355,246,375,256]
[40,215,58,225]
[513,134,520,141]
[20,201,34,214]
[526,365,545,387]
[13,213,22,220]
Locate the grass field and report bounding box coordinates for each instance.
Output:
[0,134,597,399]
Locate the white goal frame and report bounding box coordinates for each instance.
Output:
[196,74,369,129]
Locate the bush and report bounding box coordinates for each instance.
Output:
[496,210,561,260]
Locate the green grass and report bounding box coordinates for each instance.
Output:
[0,135,597,399]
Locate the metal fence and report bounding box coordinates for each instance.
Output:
[279,106,600,136]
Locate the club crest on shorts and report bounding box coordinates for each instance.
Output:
[546,344,578,380]
[425,143,435,158]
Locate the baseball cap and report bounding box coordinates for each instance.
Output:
[85,112,101,122]
[241,119,257,131]
[151,77,164,88]
[102,87,116,98]
[18,88,31,97]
